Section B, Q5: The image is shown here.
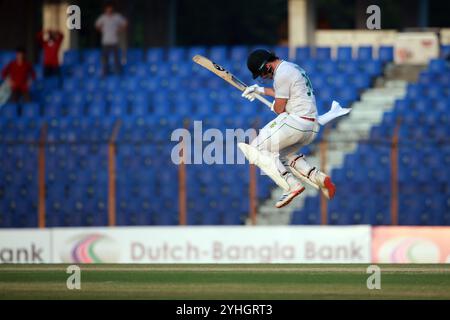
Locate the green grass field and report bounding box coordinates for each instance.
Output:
[1,264,449,300]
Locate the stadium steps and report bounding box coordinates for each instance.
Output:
[378,63,424,84]
[254,79,407,225]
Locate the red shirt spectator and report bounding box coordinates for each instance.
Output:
[37,30,64,68]
[1,48,36,102]
[1,53,36,93]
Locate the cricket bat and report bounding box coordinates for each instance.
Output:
[192,55,273,107]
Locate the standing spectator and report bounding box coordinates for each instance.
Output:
[95,2,127,76]
[1,47,36,103]
[37,29,64,78]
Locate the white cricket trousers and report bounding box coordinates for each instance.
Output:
[250,112,320,187]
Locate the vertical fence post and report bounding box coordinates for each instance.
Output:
[390,120,401,225]
[319,127,329,225]
[108,121,121,227]
[178,121,187,226]
[38,124,47,228]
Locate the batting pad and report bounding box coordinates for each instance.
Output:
[238,143,290,191]
[289,167,320,191]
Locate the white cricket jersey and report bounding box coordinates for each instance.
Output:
[273,61,317,118]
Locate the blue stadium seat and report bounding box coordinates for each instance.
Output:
[315,47,331,60]
[337,46,353,60]
[187,46,207,59]
[351,73,371,89]
[432,126,448,141]
[0,51,15,69]
[84,78,101,92]
[428,59,448,73]
[126,48,144,63]
[318,59,337,74]
[103,76,121,92]
[21,103,41,118]
[146,47,164,63]
[363,60,382,76]
[300,60,315,74]
[62,77,80,92]
[1,103,19,119]
[87,101,107,117]
[230,46,248,61]
[406,84,423,99]
[63,50,80,66]
[130,94,149,115]
[209,46,228,63]
[418,72,433,86]
[83,49,101,65]
[378,46,394,62]
[441,45,450,58]
[151,64,171,77]
[43,103,63,118]
[273,45,289,59]
[438,73,450,87]
[295,46,311,61]
[357,46,373,60]
[109,93,128,116]
[336,60,359,74]
[382,111,397,126]
[413,98,429,113]
[167,47,186,62]
[316,86,335,102]
[339,86,358,102]
[222,210,243,225]
[426,84,444,99]
[394,98,411,113]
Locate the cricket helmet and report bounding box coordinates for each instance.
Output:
[247,49,277,79]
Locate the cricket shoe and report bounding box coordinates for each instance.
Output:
[275,184,305,208]
[306,169,336,200]
[320,175,336,200]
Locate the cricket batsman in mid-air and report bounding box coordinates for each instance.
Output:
[239,49,350,208]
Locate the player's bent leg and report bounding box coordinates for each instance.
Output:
[238,143,290,191]
[247,112,311,207]
[285,153,336,199]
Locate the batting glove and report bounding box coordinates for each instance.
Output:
[242,84,264,101]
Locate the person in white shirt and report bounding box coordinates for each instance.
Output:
[242,49,336,208]
[95,2,127,76]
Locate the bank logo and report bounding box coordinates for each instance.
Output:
[378,237,440,263]
[60,234,119,263]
